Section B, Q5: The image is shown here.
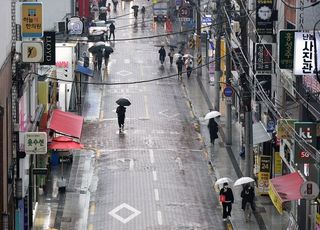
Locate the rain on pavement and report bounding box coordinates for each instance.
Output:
[44,1,226,229]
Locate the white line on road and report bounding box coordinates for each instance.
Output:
[157,211,163,225]
[154,189,159,201]
[129,159,134,170]
[149,149,154,164]
[144,95,149,118]
[152,171,157,181]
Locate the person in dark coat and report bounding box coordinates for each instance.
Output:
[176,56,184,80]
[207,118,218,144]
[109,22,115,40]
[241,184,256,221]
[158,46,166,64]
[168,47,174,65]
[96,50,103,70]
[116,105,126,133]
[104,49,112,65]
[219,182,234,220]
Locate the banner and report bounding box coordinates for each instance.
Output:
[294,122,317,163]
[256,0,273,35]
[257,155,271,194]
[41,31,56,65]
[256,43,273,72]
[278,30,296,69]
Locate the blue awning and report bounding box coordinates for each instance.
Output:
[75,64,94,77]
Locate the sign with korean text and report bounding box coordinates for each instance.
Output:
[256,44,272,72]
[41,31,56,65]
[273,152,282,176]
[294,122,317,163]
[21,2,43,38]
[256,0,273,35]
[277,119,297,139]
[257,155,270,194]
[279,30,296,69]
[24,132,47,154]
[294,32,320,75]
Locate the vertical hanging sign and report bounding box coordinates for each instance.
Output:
[21,2,43,38]
[256,0,273,35]
[41,31,56,65]
[294,122,317,163]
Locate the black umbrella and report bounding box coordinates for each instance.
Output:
[131,5,139,9]
[116,98,131,106]
[104,46,114,53]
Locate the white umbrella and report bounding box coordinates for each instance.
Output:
[214,177,233,186]
[183,54,194,58]
[233,177,255,187]
[204,111,221,120]
[100,6,107,12]
[174,53,183,59]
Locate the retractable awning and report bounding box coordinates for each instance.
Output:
[253,121,272,145]
[268,172,304,214]
[48,110,84,139]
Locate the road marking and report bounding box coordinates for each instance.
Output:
[154,189,159,201]
[144,95,149,118]
[153,171,157,181]
[129,159,134,170]
[149,149,154,164]
[89,202,96,215]
[109,203,141,224]
[157,211,163,225]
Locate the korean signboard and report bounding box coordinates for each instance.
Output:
[256,44,272,72]
[24,132,47,154]
[21,2,43,38]
[294,32,320,75]
[256,0,273,35]
[294,122,317,163]
[255,74,271,101]
[41,31,56,65]
[278,30,296,69]
[257,155,271,195]
[276,119,297,139]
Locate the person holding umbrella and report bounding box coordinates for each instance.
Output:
[158,46,166,65]
[132,5,139,19]
[116,98,131,133]
[207,118,219,145]
[96,49,103,70]
[219,182,234,221]
[176,56,184,80]
[185,57,193,78]
[241,184,256,222]
[168,47,174,65]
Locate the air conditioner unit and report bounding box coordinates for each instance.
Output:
[54,21,66,33]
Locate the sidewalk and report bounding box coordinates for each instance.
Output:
[181,48,290,229]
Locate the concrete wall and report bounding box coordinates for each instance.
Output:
[0,0,13,67]
[42,0,72,31]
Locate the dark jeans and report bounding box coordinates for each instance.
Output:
[187,67,192,78]
[169,57,173,64]
[97,60,102,70]
[118,116,125,128]
[222,202,232,218]
[109,31,115,40]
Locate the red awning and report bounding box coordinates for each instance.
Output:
[48,110,84,139]
[48,136,84,150]
[269,172,304,202]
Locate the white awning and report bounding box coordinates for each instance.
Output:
[252,121,272,145]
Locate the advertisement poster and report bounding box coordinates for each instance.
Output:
[257,155,271,194]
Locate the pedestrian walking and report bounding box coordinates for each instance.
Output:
[219,182,234,221]
[141,6,146,20]
[109,22,115,40]
[176,56,184,80]
[112,0,118,10]
[116,105,126,133]
[185,57,193,78]
[207,118,218,145]
[159,46,166,65]
[96,50,103,70]
[133,7,139,19]
[168,48,174,65]
[104,49,112,66]
[241,184,256,222]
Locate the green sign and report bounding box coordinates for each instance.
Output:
[294,122,317,163]
[279,30,296,69]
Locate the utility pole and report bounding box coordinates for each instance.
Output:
[196,0,202,78]
[239,1,253,177]
[214,0,222,112]
[225,0,232,145]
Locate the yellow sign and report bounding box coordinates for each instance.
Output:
[21,2,43,38]
[316,212,320,224]
[274,152,282,175]
[257,172,269,195]
[276,119,297,139]
[268,181,283,214]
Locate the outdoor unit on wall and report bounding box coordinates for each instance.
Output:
[54,21,66,33]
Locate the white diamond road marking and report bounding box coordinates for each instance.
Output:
[109,203,141,224]
[159,109,179,118]
[116,70,133,76]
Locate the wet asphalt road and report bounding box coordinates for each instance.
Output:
[77,1,225,229]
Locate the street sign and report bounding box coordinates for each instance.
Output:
[21,2,43,38]
[300,181,319,200]
[24,132,47,154]
[226,97,232,104]
[223,86,233,97]
[266,120,275,133]
[21,41,44,63]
